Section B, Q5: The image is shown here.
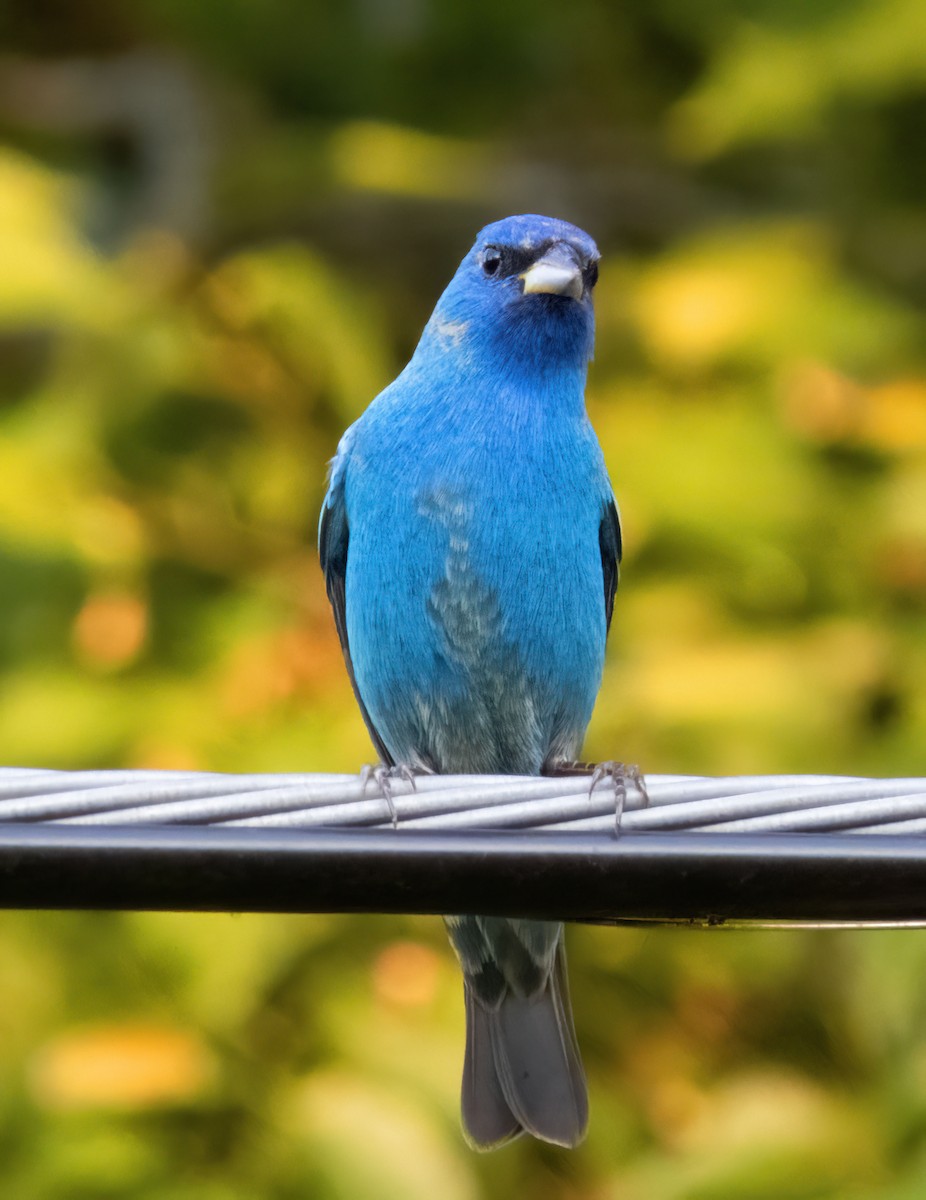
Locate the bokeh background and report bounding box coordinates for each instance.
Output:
[0,1,925,1196]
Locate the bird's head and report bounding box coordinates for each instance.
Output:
[422,214,600,372]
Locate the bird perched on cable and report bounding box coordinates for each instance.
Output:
[319,214,619,1149]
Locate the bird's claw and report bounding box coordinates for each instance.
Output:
[543,758,648,836]
[359,762,418,828]
[587,761,648,837]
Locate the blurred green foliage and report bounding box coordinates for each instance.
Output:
[0,0,925,1196]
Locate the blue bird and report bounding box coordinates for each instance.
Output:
[319,214,620,1149]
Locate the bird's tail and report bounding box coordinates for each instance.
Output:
[460,939,588,1150]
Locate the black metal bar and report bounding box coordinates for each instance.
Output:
[0,824,924,925]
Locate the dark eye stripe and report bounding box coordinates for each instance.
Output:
[482,245,542,279]
[482,242,599,288]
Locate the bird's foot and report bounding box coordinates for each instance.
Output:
[591,761,649,836]
[359,762,419,828]
[543,759,648,836]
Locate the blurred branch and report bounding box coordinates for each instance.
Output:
[0,50,213,245]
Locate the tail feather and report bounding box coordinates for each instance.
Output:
[461,988,522,1150]
[461,940,588,1150]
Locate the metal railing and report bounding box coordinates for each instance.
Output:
[0,767,924,926]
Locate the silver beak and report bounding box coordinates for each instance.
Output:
[520,245,584,300]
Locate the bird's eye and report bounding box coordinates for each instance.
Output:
[482,249,502,277]
[585,261,599,289]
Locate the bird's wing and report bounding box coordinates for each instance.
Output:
[318,452,395,767]
[598,495,622,635]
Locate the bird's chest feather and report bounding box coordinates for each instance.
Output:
[344,398,607,725]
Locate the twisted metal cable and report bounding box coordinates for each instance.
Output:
[0,767,923,834]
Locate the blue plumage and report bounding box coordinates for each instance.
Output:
[320,214,619,1148]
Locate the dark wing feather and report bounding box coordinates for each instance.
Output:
[598,497,622,635]
[318,489,395,767]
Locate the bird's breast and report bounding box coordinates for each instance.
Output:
[344,406,607,771]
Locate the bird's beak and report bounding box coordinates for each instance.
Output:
[520,244,584,301]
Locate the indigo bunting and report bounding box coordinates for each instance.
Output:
[319,214,619,1149]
